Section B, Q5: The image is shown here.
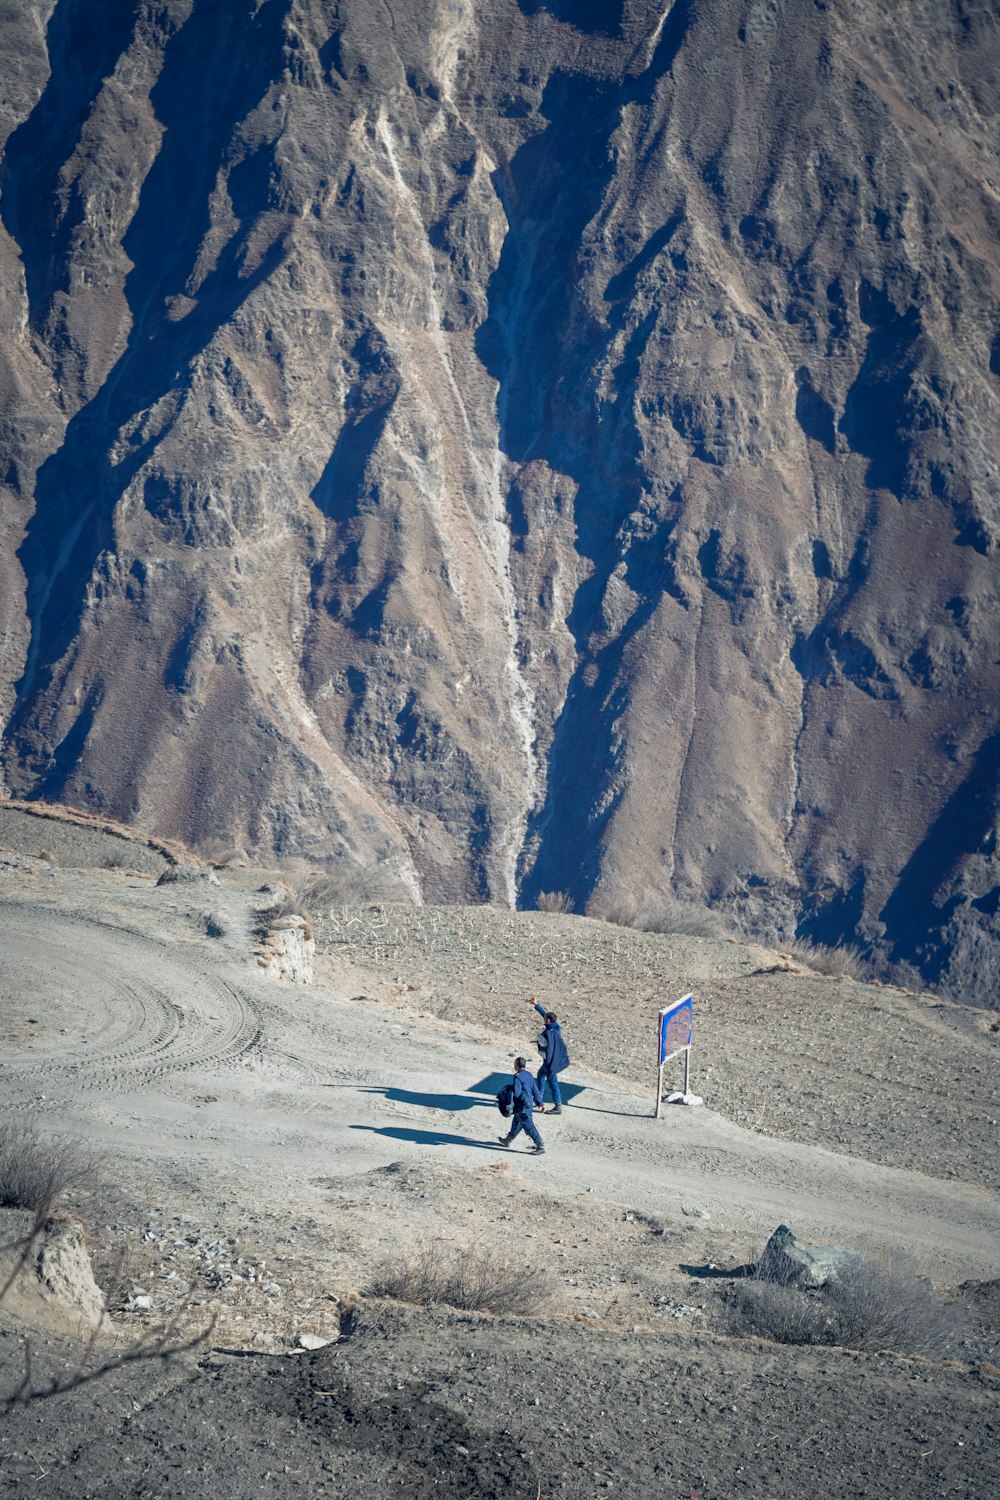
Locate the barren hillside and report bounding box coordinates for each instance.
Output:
[1,1,998,1002]
[0,809,998,1497]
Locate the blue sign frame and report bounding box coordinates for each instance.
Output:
[658,993,693,1065]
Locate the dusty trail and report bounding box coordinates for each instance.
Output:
[2,898,997,1289]
[0,905,262,1097]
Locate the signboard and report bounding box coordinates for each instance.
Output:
[659,993,693,1064]
[655,993,695,1117]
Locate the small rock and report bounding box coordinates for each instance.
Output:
[132,1295,153,1312]
[297,1333,332,1351]
[581,1306,600,1319]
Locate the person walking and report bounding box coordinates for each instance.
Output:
[497,1056,546,1154]
[529,997,569,1113]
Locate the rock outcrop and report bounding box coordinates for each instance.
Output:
[0,1,998,1001]
[0,1211,107,1333]
[756,1224,860,1290]
[256,912,315,983]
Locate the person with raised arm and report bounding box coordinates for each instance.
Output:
[528,997,569,1114]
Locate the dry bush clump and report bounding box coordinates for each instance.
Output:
[789,939,866,981]
[297,870,371,909]
[282,865,415,916]
[364,1242,552,1316]
[598,897,735,940]
[0,1121,95,1211]
[718,1279,833,1345]
[718,1256,959,1358]
[824,1258,960,1355]
[640,903,735,939]
[598,897,642,927]
[252,895,299,939]
[535,890,574,914]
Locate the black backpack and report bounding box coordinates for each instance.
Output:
[496,1082,515,1118]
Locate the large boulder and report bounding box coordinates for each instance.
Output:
[756,1225,861,1289]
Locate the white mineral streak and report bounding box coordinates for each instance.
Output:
[373,83,537,905]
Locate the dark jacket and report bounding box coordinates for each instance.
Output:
[533,1003,570,1073]
[512,1069,543,1115]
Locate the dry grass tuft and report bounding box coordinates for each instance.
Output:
[598,897,735,940]
[0,1120,96,1211]
[364,1241,552,1316]
[788,939,866,981]
[281,865,415,915]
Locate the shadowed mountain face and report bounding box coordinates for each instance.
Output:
[0,0,998,1001]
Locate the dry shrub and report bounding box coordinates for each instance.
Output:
[640,903,735,939]
[285,865,414,912]
[252,894,299,939]
[719,1279,833,1345]
[599,897,641,927]
[535,891,574,914]
[789,939,866,981]
[0,1120,96,1211]
[297,870,372,908]
[38,850,58,864]
[825,1258,960,1355]
[598,898,734,939]
[364,1241,552,1316]
[719,1256,959,1358]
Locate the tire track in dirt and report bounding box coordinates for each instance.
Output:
[0,904,261,1097]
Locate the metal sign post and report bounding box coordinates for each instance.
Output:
[655,993,701,1116]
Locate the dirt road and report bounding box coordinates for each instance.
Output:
[2,897,997,1291]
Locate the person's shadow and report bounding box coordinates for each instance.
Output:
[355,1086,490,1113]
[353,1074,587,1113]
[350,1125,506,1151]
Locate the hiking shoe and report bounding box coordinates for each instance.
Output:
[550,1106,563,1115]
[531,1144,546,1154]
[497,1135,512,1147]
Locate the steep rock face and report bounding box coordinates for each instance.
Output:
[0,0,998,999]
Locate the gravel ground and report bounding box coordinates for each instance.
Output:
[2,1302,998,1499]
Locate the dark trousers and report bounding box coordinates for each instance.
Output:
[507,1109,542,1147]
[537,1063,562,1107]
